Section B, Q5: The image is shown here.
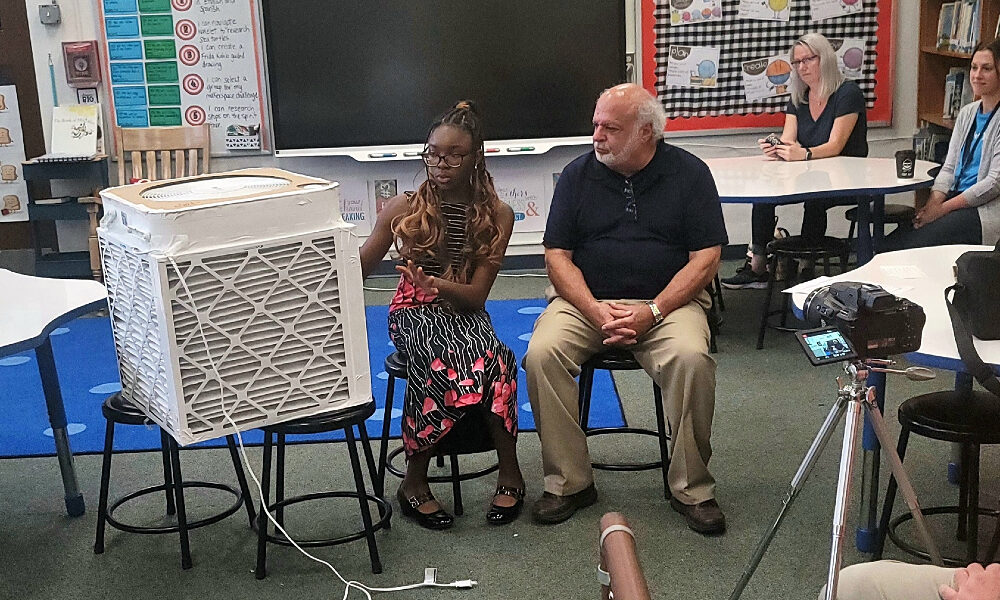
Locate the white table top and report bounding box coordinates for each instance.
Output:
[787,245,1000,371]
[0,269,108,356]
[706,156,937,203]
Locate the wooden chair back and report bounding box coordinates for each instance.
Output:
[115,125,210,183]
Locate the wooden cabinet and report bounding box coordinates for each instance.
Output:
[918,0,1000,129]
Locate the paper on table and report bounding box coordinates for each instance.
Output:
[782,276,833,295]
[878,265,926,279]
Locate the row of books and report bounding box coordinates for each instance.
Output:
[943,67,975,120]
[937,0,983,54]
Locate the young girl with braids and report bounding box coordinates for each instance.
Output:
[360,101,523,529]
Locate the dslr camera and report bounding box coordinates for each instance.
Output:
[797,282,926,363]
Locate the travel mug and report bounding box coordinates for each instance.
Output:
[895,149,916,178]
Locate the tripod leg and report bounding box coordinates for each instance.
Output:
[730,395,850,600]
[863,400,944,566]
[824,398,865,600]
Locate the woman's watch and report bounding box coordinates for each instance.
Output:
[646,300,664,325]
[805,147,813,161]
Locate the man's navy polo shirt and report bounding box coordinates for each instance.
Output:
[543,142,728,300]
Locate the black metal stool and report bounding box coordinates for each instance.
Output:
[578,349,671,500]
[378,351,498,517]
[255,401,389,578]
[756,235,850,350]
[94,393,255,570]
[875,390,1000,566]
[845,204,916,252]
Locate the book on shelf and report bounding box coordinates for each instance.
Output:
[31,104,101,163]
[943,67,971,120]
[938,2,957,49]
[949,0,981,54]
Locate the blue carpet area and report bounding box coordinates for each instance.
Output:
[0,299,625,457]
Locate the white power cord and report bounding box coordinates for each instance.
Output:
[164,254,477,598]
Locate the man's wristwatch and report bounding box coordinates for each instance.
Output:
[646,300,664,325]
[804,147,813,161]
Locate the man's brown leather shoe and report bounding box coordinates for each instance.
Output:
[670,497,726,534]
[531,483,598,524]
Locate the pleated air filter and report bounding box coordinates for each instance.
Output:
[97,168,371,445]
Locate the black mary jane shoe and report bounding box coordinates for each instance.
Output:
[486,485,525,526]
[396,488,454,531]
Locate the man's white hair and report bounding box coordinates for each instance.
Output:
[601,84,667,140]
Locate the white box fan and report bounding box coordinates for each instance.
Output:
[97,168,371,445]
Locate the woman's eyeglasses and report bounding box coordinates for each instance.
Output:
[421,151,470,168]
[790,55,820,69]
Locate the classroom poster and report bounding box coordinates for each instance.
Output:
[666,46,721,88]
[810,0,863,22]
[668,0,722,26]
[737,0,791,22]
[496,180,546,233]
[340,183,373,236]
[98,0,268,153]
[0,85,30,223]
[830,38,866,79]
[741,56,792,101]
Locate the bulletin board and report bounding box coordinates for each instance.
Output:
[641,0,894,131]
[96,0,270,154]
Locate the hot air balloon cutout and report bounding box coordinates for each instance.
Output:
[669,0,722,26]
[766,59,792,95]
[831,38,866,79]
[737,0,789,21]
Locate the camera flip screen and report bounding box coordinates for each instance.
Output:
[796,327,858,365]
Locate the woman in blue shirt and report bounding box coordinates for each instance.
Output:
[883,39,1000,251]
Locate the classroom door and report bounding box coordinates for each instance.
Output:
[0,1,46,250]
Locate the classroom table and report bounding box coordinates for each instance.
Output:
[707,156,938,263]
[0,269,107,516]
[786,245,999,551]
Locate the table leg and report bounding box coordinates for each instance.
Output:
[856,369,886,553]
[855,194,885,265]
[35,338,85,517]
[950,373,974,484]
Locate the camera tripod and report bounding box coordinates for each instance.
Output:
[729,359,944,600]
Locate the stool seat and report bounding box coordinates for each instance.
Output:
[579,349,671,497]
[898,390,1000,443]
[378,351,498,517]
[95,393,255,570]
[757,235,850,349]
[845,204,916,224]
[263,402,376,435]
[876,389,1000,565]
[102,393,152,425]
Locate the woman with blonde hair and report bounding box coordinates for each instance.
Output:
[722,32,868,289]
[360,101,523,530]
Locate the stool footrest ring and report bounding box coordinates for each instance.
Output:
[886,505,1000,567]
[585,427,666,471]
[255,491,391,547]
[384,446,499,482]
[106,481,243,535]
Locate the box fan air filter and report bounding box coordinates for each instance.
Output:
[97,168,371,445]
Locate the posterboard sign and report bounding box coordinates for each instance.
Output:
[0,85,30,223]
[830,38,866,79]
[741,55,792,102]
[98,0,269,154]
[496,181,545,233]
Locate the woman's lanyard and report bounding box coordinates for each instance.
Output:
[958,102,1000,175]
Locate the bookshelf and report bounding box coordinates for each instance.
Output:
[919,0,1000,130]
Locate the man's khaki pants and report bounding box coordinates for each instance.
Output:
[821,561,957,600]
[524,291,717,505]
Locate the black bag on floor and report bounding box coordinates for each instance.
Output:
[945,241,1000,395]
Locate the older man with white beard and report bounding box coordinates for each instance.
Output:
[523,83,729,533]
